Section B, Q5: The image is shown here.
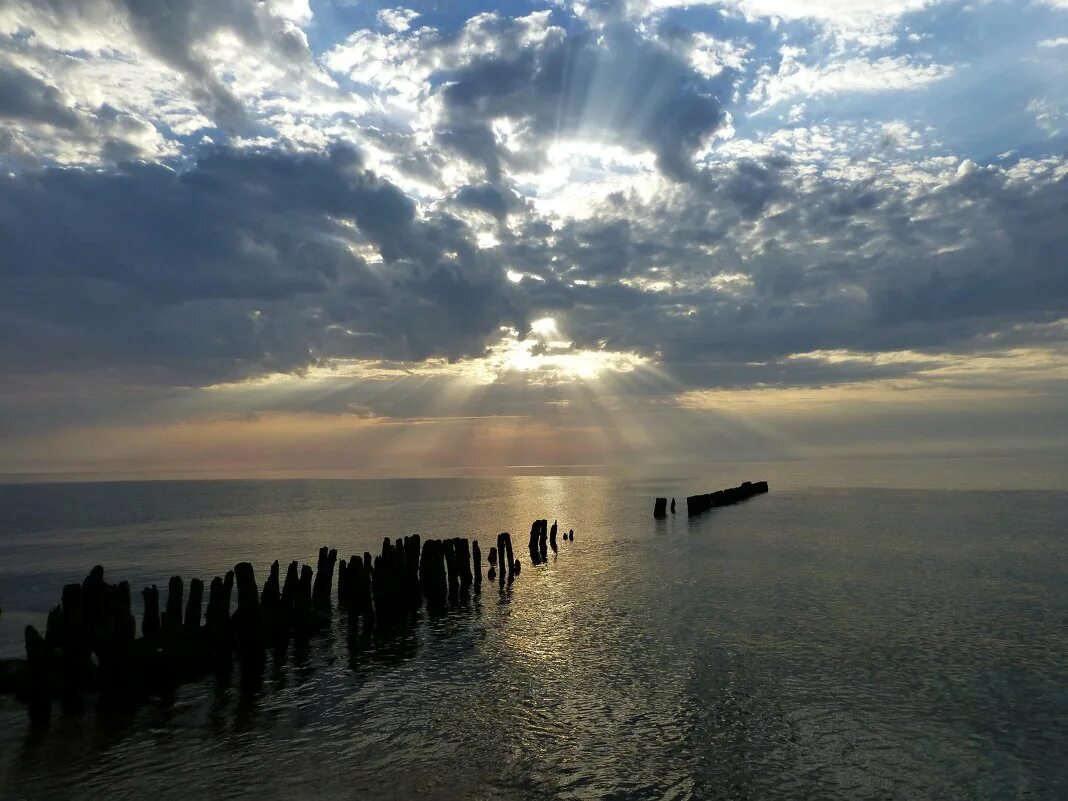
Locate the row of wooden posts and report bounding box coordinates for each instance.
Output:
[654,480,770,518]
[11,520,573,726]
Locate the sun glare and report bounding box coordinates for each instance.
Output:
[530,317,557,336]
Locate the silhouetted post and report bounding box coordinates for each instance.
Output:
[568,529,574,541]
[472,540,482,586]
[116,580,136,643]
[405,535,422,605]
[496,533,507,581]
[45,604,63,646]
[164,576,184,634]
[354,556,373,620]
[420,539,446,612]
[184,578,203,631]
[444,539,460,600]
[25,625,50,726]
[205,576,227,641]
[337,559,349,608]
[528,521,541,564]
[233,562,261,655]
[142,585,160,639]
[261,560,281,626]
[60,583,86,703]
[549,520,558,552]
[82,565,105,641]
[297,564,313,614]
[504,533,514,577]
[654,497,667,518]
[280,560,299,615]
[513,559,521,575]
[312,547,337,611]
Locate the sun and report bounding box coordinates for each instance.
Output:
[530,317,557,337]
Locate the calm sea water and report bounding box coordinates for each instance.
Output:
[0,464,1066,799]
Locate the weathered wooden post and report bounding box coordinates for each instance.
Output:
[654,497,667,518]
[142,585,160,639]
[116,580,136,643]
[233,562,262,655]
[297,564,313,614]
[280,560,299,614]
[204,576,227,642]
[60,583,86,704]
[457,538,473,591]
[405,535,421,606]
[549,520,558,552]
[24,625,50,726]
[45,604,63,646]
[337,559,349,608]
[496,533,507,581]
[311,547,337,611]
[528,521,541,565]
[184,578,203,631]
[444,539,460,600]
[472,540,482,586]
[504,532,515,578]
[261,560,281,627]
[670,497,676,513]
[164,576,184,634]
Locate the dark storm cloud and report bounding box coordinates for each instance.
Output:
[0,144,517,384]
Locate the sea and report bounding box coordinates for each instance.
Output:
[0,457,1065,800]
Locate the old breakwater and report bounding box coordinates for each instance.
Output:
[1,520,571,726]
[654,480,770,518]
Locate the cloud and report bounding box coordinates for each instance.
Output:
[0,144,520,384]
[1,0,1068,473]
[749,50,954,108]
[2,0,317,139]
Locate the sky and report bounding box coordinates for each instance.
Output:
[0,0,1067,478]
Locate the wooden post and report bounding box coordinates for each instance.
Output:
[504,532,515,578]
[164,576,184,634]
[184,577,203,631]
[233,562,261,655]
[24,625,50,726]
[117,581,135,643]
[261,560,281,626]
[60,583,86,704]
[142,585,160,639]
[654,497,667,518]
[472,540,482,586]
[549,520,558,553]
[337,559,349,608]
[45,604,63,646]
[280,560,299,613]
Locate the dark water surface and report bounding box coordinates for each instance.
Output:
[0,474,1065,799]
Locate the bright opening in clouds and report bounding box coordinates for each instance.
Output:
[1,0,1067,477]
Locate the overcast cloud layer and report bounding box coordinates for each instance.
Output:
[1,0,1067,475]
